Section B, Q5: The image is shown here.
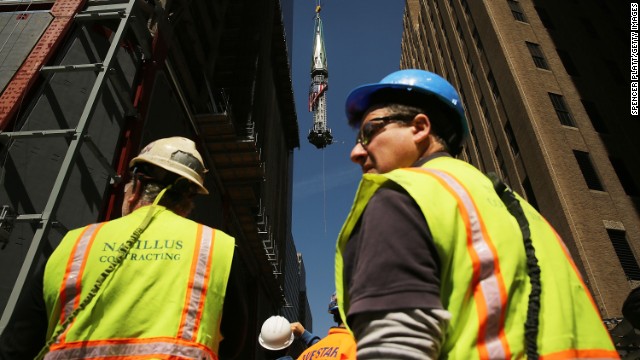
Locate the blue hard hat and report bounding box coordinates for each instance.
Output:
[345,69,468,152]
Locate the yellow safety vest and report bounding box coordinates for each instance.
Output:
[43,206,235,360]
[336,157,618,359]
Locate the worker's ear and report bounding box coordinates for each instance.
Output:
[411,113,432,144]
[125,181,142,211]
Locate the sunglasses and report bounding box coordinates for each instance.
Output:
[356,115,416,146]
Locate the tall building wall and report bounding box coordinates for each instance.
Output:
[0,0,307,358]
[400,0,639,322]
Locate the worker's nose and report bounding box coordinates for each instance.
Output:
[350,143,367,164]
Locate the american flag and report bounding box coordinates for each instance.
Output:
[308,82,327,112]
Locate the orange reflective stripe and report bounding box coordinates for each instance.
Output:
[178,225,215,341]
[540,348,620,359]
[45,337,217,360]
[192,227,215,338]
[58,222,105,342]
[410,168,510,360]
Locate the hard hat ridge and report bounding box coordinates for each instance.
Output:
[129,136,209,194]
[259,316,294,351]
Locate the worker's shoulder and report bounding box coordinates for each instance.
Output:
[62,222,103,239]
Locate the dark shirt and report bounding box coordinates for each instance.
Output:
[344,154,448,322]
[0,251,246,360]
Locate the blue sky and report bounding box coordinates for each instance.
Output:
[291,1,405,336]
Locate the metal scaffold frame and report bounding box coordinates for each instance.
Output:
[0,0,150,331]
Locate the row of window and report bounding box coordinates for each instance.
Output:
[509,0,605,38]
[409,0,638,201]
[508,0,640,281]
[504,2,637,197]
[437,0,639,201]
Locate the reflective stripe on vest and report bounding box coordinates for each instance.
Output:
[58,222,105,343]
[179,225,214,341]
[410,168,510,360]
[46,337,214,360]
[48,223,219,359]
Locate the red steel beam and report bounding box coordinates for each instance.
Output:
[0,0,86,131]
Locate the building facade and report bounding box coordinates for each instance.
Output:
[401,0,639,335]
[0,1,309,358]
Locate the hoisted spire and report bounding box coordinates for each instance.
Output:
[307,1,333,149]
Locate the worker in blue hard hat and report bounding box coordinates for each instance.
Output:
[334,69,618,359]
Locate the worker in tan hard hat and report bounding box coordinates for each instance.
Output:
[0,136,247,360]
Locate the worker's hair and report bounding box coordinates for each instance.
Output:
[371,102,450,152]
[332,311,343,326]
[134,164,198,215]
[138,181,195,214]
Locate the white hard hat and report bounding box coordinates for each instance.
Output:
[129,136,209,194]
[258,316,294,351]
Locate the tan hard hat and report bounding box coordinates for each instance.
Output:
[258,316,294,351]
[129,136,209,194]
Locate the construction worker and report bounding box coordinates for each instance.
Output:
[334,69,619,359]
[295,292,356,360]
[0,137,247,359]
[259,316,296,360]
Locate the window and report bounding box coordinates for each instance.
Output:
[522,177,539,210]
[526,42,549,69]
[610,157,640,197]
[548,93,575,127]
[495,146,508,182]
[580,100,607,133]
[480,96,490,120]
[487,72,500,101]
[504,121,520,156]
[508,0,527,22]
[461,0,471,17]
[471,128,487,172]
[472,28,483,54]
[534,6,554,29]
[456,21,464,41]
[573,150,604,191]
[607,229,640,280]
[556,49,579,76]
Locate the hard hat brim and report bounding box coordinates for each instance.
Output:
[129,156,209,195]
[258,331,294,351]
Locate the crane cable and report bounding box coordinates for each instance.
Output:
[322,147,327,237]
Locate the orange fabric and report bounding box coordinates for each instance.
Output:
[297,327,356,360]
[540,348,621,359]
[178,224,203,338]
[192,228,216,339]
[48,336,217,360]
